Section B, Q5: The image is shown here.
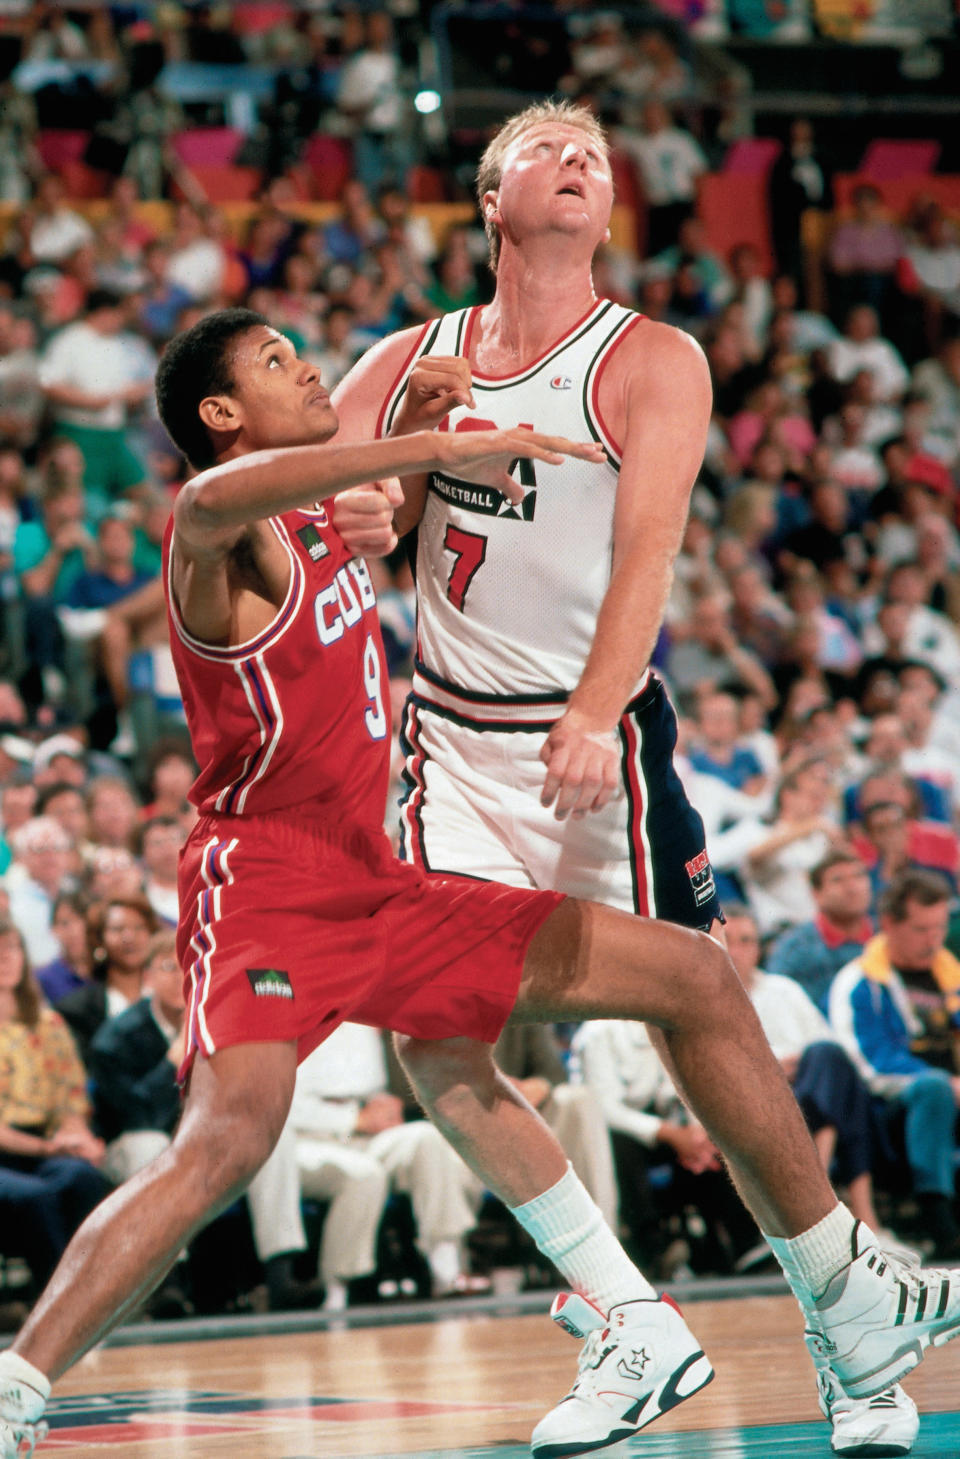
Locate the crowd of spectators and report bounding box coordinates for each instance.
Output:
[1,0,960,1329]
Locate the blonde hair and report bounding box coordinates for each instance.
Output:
[476,100,608,273]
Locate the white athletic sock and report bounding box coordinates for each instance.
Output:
[509,1163,657,1315]
[765,1203,859,1303]
[427,1239,461,1293]
[0,1352,50,1424]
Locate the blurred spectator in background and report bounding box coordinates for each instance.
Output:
[828,304,909,405]
[7,816,75,967]
[33,891,92,1006]
[766,848,874,1009]
[0,919,109,1298]
[687,688,768,793]
[664,588,777,714]
[769,118,830,287]
[829,870,960,1258]
[335,11,408,193]
[39,291,151,512]
[23,175,94,271]
[827,184,904,325]
[55,893,157,1066]
[710,756,844,938]
[138,815,183,926]
[616,101,707,254]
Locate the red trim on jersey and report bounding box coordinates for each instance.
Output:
[620,712,650,917]
[590,314,642,461]
[375,321,433,439]
[469,300,607,382]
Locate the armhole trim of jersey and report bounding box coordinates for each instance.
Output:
[377,319,443,439]
[584,312,642,465]
[167,518,305,664]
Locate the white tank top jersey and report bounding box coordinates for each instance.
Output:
[378,300,646,710]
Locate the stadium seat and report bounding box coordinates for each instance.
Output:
[230,3,295,34]
[300,135,354,201]
[697,172,774,274]
[175,165,263,202]
[406,165,447,202]
[723,138,782,176]
[171,127,245,170]
[860,139,940,180]
[35,130,91,172]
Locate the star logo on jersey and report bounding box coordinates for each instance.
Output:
[296,523,330,562]
[550,375,574,390]
[430,475,537,522]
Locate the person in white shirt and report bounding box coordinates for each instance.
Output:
[38,291,152,508]
[287,1021,484,1309]
[138,816,183,927]
[615,100,707,253]
[827,304,909,404]
[6,817,74,967]
[26,175,94,268]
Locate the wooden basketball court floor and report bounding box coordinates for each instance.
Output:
[17,1286,960,1458]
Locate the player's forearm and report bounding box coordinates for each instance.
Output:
[177,433,448,538]
[566,552,672,729]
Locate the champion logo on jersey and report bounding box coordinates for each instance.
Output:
[550,375,574,390]
[296,523,330,562]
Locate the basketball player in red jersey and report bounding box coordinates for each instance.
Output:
[2,307,955,1459]
[329,104,924,1456]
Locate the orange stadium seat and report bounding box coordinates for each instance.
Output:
[175,166,263,203]
[697,172,774,275]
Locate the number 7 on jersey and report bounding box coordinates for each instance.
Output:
[443,524,487,612]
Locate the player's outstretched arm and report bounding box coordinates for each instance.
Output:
[174,428,605,557]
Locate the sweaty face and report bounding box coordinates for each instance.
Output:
[491,124,613,256]
[225,327,337,452]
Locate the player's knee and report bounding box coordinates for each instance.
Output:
[686,929,741,1012]
[395,1035,496,1110]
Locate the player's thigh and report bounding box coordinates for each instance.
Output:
[511,896,734,1028]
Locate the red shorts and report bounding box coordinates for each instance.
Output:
[176,808,562,1074]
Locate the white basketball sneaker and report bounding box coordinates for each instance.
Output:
[813,1220,960,1399]
[0,1418,47,1459]
[0,1356,49,1459]
[530,1291,714,1458]
[806,1329,918,1456]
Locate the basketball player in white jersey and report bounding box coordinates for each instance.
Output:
[331,102,919,1457]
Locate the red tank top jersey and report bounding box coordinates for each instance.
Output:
[163,509,391,829]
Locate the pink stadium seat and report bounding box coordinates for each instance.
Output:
[36,130,91,171]
[723,138,782,176]
[231,4,294,33]
[860,140,940,180]
[171,128,245,170]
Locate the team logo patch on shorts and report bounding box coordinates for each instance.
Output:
[246,968,294,999]
[684,849,717,908]
[296,523,330,561]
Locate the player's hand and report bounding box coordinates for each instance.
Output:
[437,427,606,504]
[355,1092,404,1135]
[539,707,621,820]
[393,355,475,434]
[332,478,404,557]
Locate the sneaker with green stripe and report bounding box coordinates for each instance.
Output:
[813,1220,960,1400]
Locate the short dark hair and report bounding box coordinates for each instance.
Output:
[878,869,952,923]
[155,308,268,469]
[810,848,864,890]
